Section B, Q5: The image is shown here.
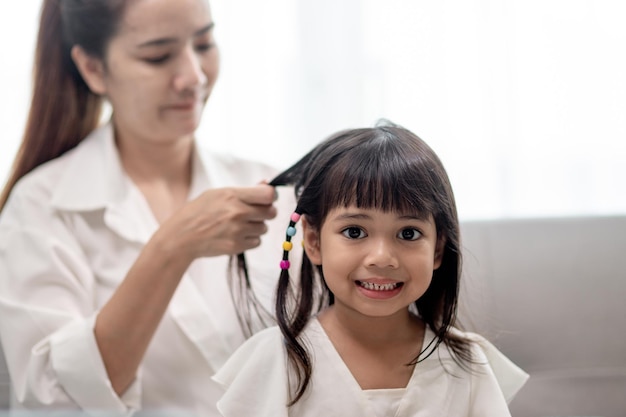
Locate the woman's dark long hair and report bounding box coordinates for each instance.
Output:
[239,121,471,405]
[0,0,126,211]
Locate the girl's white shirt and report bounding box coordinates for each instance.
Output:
[0,122,297,416]
[214,318,529,417]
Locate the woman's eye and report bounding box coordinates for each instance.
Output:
[144,55,170,65]
[398,228,421,241]
[195,43,214,52]
[342,227,366,239]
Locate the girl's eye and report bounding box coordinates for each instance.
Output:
[342,227,366,239]
[398,228,421,241]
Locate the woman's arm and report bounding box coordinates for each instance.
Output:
[95,185,277,395]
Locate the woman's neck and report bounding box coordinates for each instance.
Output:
[115,131,194,186]
[114,126,195,223]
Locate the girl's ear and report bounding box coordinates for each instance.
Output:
[71,45,107,95]
[433,235,446,270]
[302,216,322,265]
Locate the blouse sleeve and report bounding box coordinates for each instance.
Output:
[0,191,140,412]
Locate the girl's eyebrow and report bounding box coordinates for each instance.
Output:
[331,213,371,221]
[398,213,429,221]
[332,212,429,221]
[137,22,215,48]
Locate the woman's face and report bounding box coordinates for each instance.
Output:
[99,0,219,144]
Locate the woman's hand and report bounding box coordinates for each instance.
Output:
[155,184,278,263]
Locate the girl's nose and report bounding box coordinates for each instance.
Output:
[364,239,399,269]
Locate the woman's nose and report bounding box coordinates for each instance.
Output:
[172,45,208,92]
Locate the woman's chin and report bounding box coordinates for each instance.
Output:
[164,117,202,139]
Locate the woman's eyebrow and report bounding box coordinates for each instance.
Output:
[137,22,215,48]
[194,22,215,36]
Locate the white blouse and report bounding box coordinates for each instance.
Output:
[364,388,405,417]
[214,318,529,417]
[0,122,297,416]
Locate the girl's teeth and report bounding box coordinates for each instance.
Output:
[359,281,399,291]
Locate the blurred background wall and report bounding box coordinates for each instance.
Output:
[1,0,624,220]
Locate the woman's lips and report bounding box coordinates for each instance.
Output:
[166,102,197,111]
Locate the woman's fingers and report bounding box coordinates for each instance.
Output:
[158,185,280,259]
[237,184,277,207]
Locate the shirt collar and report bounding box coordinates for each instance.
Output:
[50,121,129,212]
[48,121,236,243]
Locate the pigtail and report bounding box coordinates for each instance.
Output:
[274,209,324,405]
[267,158,324,404]
[275,222,311,405]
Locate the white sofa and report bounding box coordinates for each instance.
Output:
[1,215,625,415]
[460,215,626,417]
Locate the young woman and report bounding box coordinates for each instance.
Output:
[214,122,529,416]
[0,0,294,415]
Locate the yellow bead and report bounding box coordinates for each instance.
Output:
[283,241,293,251]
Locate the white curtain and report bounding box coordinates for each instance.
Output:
[2,0,625,220]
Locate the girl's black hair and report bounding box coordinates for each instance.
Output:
[233,121,471,405]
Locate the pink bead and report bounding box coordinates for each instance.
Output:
[280,260,290,270]
[290,212,301,222]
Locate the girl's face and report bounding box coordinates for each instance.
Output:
[88,0,219,144]
[304,206,444,321]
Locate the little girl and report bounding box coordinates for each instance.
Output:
[214,122,528,416]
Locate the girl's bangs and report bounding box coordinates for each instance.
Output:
[320,141,438,218]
